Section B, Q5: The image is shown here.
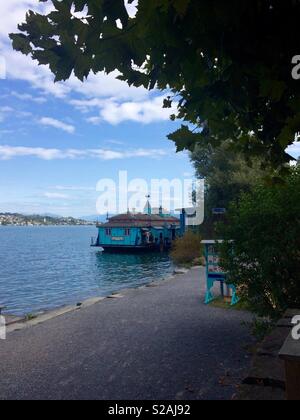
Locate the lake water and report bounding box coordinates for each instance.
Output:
[0,226,174,316]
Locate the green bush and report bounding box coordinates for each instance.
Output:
[171,230,203,266]
[219,168,300,320]
[248,318,275,341]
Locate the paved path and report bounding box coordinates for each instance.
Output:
[0,268,254,400]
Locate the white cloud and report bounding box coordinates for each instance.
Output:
[105,140,125,146]
[0,1,41,39]
[0,145,168,161]
[286,141,300,159]
[0,1,68,97]
[0,106,14,113]
[44,192,70,200]
[0,106,14,122]
[66,71,148,102]
[125,0,138,18]
[0,1,147,101]
[85,96,177,125]
[0,1,175,126]
[10,91,47,104]
[86,116,102,125]
[101,97,174,124]
[0,146,67,160]
[0,106,33,123]
[53,185,95,192]
[39,117,75,134]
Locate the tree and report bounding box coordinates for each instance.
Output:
[191,140,267,236]
[219,167,300,319]
[10,0,300,168]
[192,140,266,206]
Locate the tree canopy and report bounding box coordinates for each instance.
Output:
[10,0,300,168]
[191,140,267,237]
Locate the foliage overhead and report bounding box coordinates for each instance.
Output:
[219,167,300,319]
[10,0,300,168]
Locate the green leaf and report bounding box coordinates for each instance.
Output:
[9,0,300,168]
[173,0,191,17]
[9,34,32,55]
[259,79,286,102]
[73,0,88,13]
[168,125,203,152]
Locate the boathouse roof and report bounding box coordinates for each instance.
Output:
[98,213,180,228]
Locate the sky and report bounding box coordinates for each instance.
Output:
[0,0,195,217]
[0,1,299,218]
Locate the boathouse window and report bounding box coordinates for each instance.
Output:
[105,228,112,236]
[124,229,130,236]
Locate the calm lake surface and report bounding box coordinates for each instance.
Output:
[0,226,174,316]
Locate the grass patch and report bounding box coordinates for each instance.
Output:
[25,313,37,321]
[209,297,250,311]
[210,298,276,341]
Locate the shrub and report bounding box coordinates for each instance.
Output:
[248,318,275,341]
[219,168,300,320]
[171,230,203,266]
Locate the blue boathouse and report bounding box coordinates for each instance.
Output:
[92,201,184,253]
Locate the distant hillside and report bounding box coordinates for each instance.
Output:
[0,213,95,226]
[81,214,109,223]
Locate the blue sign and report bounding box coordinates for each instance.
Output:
[212,208,226,215]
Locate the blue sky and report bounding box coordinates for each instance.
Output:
[0,1,299,217]
[0,1,195,217]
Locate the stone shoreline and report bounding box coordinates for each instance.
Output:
[5,267,191,334]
